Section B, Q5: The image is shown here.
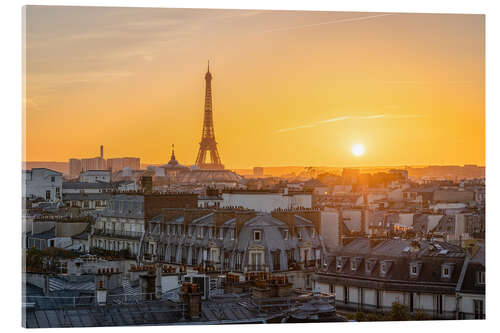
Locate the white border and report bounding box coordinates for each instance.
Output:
[1,1,498,332]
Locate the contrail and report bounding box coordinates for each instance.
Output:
[276,113,423,133]
[317,116,350,124]
[276,124,317,133]
[264,13,396,33]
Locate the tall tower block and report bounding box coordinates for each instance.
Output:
[195,62,224,170]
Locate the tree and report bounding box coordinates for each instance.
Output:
[388,302,411,321]
[413,309,431,320]
[354,312,367,322]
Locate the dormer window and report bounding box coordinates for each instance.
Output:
[380,262,387,275]
[336,257,347,272]
[350,257,362,272]
[365,259,376,273]
[351,260,357,271]
[254,230,261,241]
[283,230,289,240]
[477,271,485,284]
[379,260,392,277]
[441,263,454,279]
[409,262,422,278]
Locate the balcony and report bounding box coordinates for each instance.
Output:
[305,259,320,268]
[246,264,268,272]
[93,228,142,240]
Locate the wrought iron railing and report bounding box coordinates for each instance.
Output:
[93,228,142,239]
[246,264,268,272]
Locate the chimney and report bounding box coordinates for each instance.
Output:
[100,145,103,159]
[179,283,201,320]
[338,208,343,246]
[95,273,108,306]
[139,271,156,301]
[155,264,162,299]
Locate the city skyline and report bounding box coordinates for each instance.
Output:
[24,7,484,169]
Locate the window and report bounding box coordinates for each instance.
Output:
[437,294,443,314]
[250,252,263,266]
[210,249,218,262]
[366,261,373,272]
[272,251,281,271]
[411,266,417,274]
[51,176,55,182]
[55,187,60,198]
[477,271,485,284]
[298,231,302,240]
[219,228,224,240]
[235,252,242,270]
[380,262,387,275]
[441,264,453,279]
[474,299,484,319]
[45,190,51,200]
[283,230,289,240]
[254,230,261,241]
[230,229,234,240]
[336,258,343,271]
[351,260,357,271]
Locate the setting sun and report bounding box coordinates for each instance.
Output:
[352,144,365,157]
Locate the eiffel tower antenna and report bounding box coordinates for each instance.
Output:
[195,62,224,170]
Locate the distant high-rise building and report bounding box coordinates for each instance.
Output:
[81,157,106,171]
[69,158,82,179]
[253,167,264,177]
[107,157,141,172]
[69,146,140,176]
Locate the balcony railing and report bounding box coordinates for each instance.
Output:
[305,259,320,268]
[247,264,268,272]
[93,228,142,239]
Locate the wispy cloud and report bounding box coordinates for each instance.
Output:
[264,13,396,33]
[276,113,423,133]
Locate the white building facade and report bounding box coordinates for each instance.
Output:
[23,168,63,202]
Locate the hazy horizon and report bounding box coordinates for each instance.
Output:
[24,6,485,169]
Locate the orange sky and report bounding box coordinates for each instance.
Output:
[24,6,485,169]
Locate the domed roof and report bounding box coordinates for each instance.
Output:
[161,144,188,170]
[177,169,242,184]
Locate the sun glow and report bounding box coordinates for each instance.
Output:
[352,144,365,157]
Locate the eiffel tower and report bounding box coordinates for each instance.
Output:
[195,61,225,170]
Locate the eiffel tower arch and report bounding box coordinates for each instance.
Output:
[195,62,225,170]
